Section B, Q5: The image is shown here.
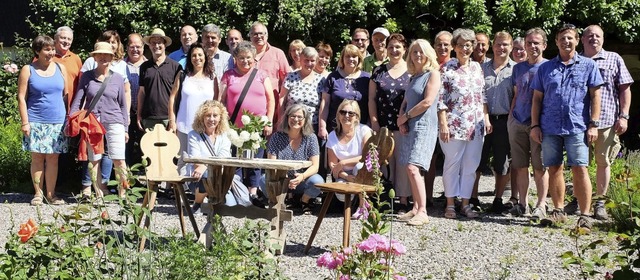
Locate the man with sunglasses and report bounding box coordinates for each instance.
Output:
[351,28,370,57]
[530,24,603,232]
[580,25,633,220]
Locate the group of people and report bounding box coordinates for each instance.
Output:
[18,21,633,230]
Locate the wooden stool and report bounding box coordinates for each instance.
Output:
[304,128,394,254]
[137,124,199,251]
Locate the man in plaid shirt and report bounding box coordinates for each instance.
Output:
[581,25,634,220]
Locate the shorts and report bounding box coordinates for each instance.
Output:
[541,132,589,167]
[22,122,67,154]
[507,117,544,170]
[592,127,619,167]
[88,123,126,161]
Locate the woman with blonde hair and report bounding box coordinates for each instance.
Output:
[289,39,306,71]
[187,100,250,214]
[318,44,370,140]
[396,39,441,226]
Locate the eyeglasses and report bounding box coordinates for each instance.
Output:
[289,115,305,121]
[339,110,358,117]
[456,43,474,50]
[558,23,577,34]
[353,38,368,42]
[251,32,266,37]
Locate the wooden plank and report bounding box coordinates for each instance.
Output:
[184,156,311,170]
[316,182,378,193]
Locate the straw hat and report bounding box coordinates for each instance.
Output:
[142,28,172,47]
[90,42,114,56]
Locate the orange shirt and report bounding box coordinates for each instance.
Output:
[52,51,82,107]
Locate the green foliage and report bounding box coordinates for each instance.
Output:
[0,120,31,192]
[0,59,20,123]
[0,188,284,279]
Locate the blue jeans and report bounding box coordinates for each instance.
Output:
[542,132,589,167]
[82,155,113,186]
[259,173,324,199]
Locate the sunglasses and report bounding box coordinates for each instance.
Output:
[339,110,358,117]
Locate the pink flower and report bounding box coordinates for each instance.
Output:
[339,275,351,280]
[390,239,406,256]
[357,238,377,253]
[316,252,345,270]
[352,206,369,220]
[393,275,407,280]
[342,246,353,255]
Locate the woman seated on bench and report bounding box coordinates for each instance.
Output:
[186,100,250,215]
[262,104,324,214]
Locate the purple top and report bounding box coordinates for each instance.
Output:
[323,70,370,130]
[511,59,547,125]
[71,70,129,132]
[531,54,604,135]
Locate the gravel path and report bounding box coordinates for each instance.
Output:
[0,176,615,279]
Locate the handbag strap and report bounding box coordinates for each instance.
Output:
[230,68,258,124]
[200,133,217,157]
[85,69,114,113]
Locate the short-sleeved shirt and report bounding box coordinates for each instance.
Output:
[52,51,82,106]
[267,131,319,177]
[255,43,290,92]
[81,57,130,84]
[531,54,604,135]
[221,68,269,127]
[323,70,371,130]
[585,49,634,128]
[371,65,410,130]
[363,55,389,73]
[139,58,181,119]
[168,48,188,69]
[125,57,147,112]
[438,59,487,141]
[212,50,232,79]
[482,60,515,115]
[511,59,547,125]
[326,124,371,172]
[283,71,324,125]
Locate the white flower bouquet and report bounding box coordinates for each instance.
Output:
[227,110,270,155]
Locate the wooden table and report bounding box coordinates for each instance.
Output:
[183,156,311,254]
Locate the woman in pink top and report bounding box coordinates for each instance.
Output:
[220,41,274,205]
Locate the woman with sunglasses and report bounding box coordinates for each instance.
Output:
[326,100,372,184]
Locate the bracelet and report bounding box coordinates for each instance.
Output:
[530,124,540,129]
[21,123,29,127]
[405,111,411,119]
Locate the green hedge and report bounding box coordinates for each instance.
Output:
[0,121,32,192]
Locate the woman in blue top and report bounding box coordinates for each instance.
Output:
[265,104,324,214]
[187,100,250,214]
[397,39,441,226]
[18,35,69,206]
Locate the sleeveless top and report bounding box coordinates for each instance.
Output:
[177,75,215,134]
[326,124,371,172]
[27,64,66,123]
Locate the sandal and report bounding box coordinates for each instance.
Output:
[504,197,518,209]
[407,211,429,226]
[47,196,66,205]
[30,195,43,206]
[461,205,479,218]
[397,210,415,222]
[444,205,457,219]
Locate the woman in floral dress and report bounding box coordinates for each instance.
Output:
[438,28,492,219]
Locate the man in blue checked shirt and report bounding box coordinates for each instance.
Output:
[529,24,603,231]
[581,25,634,220]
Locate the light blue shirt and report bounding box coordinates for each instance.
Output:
[511,59,547,125]
[212,50,232,78]
[168,48,188,69]
[531,54,604,135]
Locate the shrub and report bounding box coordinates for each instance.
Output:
[607,151,640,232]
[0,120,31,192]
[0,189,286,279]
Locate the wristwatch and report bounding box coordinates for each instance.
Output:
[619,113,630,120]
[589,120,600,128]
